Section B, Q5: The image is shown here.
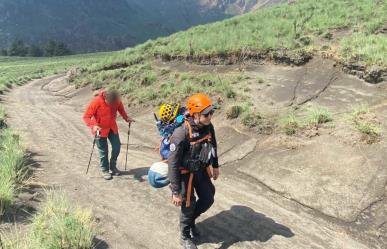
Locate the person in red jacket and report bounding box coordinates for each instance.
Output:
[83,89,134,180]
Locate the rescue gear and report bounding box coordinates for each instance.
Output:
[168,118,219,194]
[154,105,186,161]
[186,93,212,116]
[171,120,215,207]
[159,103,180,124]
[181,120,214,207]
[159,138,172,161]
[156,107,186,139]
[157,120,184,140]
[168,116,218,243]
[148,161,170,188]
[83,90,129,138]
[148,105,186,189]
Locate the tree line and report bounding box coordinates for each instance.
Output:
[0,40,72,57]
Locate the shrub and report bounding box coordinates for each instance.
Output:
[3,190,95,249]
[306,107,332,126]
[226,105,243,119]
[280,114,301,135]
[0,129,26,216]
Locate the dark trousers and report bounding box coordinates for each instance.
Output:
[96,130,121,172]
[180,168,215,238]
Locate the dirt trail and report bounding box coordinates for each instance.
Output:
[2,74,378,249]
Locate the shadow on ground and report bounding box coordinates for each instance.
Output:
[1,151,47,224]
[121,167,150,182]
[197,205,294,249]
[93,237,109,249]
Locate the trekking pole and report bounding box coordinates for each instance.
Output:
[153,112,159,122]
[125,122,131,171]
[86,130,100,175]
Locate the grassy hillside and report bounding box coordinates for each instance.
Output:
[60,0,385,77]
[121,0,386,65]
[69,0,386,102]
[0,53,112,93]
[0,0,385,98]
[0,0,284,52]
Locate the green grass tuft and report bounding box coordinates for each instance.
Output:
[0,129,26,216]
[226,105,243,119]
[340,33,387,66]
[3,190,95,249]
[354,120,381,137]
[280,113,302,135]
[306,107,333,126]
[241,112,263,128]
[351,104,381,142]
[351,103,369,116]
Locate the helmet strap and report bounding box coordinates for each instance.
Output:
[193,113,206,128]
[193,113,200,124]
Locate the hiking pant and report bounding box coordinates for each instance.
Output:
[96,130,121,172]
[180,168,215,238]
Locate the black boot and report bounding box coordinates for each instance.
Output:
[180,237,197,249]
[190,224,201,241]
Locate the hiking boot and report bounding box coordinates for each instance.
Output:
[180,237,197,249]
[190,225,201,241]
[102,171,112,180]
[110,167,121,176]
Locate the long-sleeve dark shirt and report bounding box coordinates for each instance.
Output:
[168,118,219,194]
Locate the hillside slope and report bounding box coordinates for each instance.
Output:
[0,0,285,52]
[0,0,385,92]
[60,0,385,90]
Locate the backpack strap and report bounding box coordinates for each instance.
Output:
[179,120,213,207]
[184,120,212,144]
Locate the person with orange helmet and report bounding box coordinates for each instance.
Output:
[168,93,219,249]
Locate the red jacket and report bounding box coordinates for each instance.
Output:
[83,90,129,138]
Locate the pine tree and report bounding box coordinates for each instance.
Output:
[0,49,7,56]
[55,42,71,56]
[44,40,57,56]
[8,40,28,56]
[28,45,44,57]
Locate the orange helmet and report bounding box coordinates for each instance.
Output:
[186,93,212,116]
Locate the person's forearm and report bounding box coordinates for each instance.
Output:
[83,114,96,128]
[168,165,181,193]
